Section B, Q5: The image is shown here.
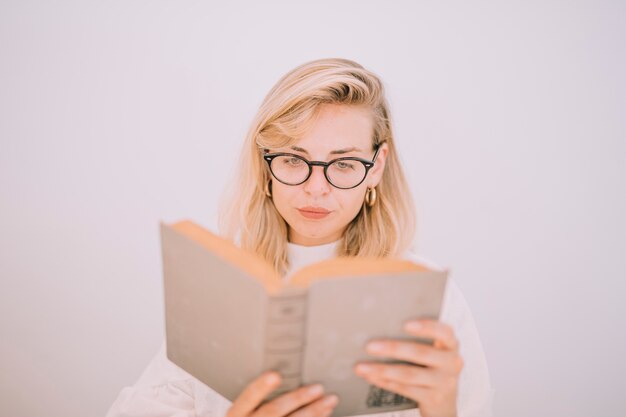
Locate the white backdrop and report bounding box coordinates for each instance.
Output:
[1,1,624,416]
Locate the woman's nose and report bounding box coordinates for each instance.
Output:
[303,165,331,194]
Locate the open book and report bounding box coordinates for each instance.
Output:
[160,219,449,417]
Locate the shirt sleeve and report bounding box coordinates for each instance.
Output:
[408,253,496,417]
[104,341,199,417]
[441,279,495,417]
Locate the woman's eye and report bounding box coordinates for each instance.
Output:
[336,161,355,170]
[285,157,303,166]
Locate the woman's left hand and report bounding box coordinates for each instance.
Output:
[353,319,463,417]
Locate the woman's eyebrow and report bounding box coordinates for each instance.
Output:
[290,145,363,155]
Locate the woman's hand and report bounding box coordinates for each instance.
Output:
[353,319,463,417]
[227,371,339,417]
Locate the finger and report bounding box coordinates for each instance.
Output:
[402,319,459,350]
[287,394,339,417]
[228,372,281,417]
[253,383,325,417]
[354,363,444,388]
[365,339,452,368]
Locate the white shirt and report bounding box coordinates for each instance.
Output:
[105,241,495,417]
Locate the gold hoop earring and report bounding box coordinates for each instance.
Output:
[365,187,377,207]
[264,180,272,198]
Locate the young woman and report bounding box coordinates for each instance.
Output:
[106,58,494,417]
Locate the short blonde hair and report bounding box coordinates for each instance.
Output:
[218,58,416,275]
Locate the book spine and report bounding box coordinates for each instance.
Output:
[263,291,308,399]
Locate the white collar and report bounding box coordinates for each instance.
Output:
[284,239,341,282]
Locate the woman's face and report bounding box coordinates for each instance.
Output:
[268,104,389,246]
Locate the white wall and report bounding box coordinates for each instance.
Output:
[1,1,624,416]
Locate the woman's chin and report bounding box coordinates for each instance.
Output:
[289,223,343,245]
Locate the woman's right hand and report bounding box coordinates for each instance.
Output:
[226,371,339,417]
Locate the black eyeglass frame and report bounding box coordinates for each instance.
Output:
[262,142,384,190]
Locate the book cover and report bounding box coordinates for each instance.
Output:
[160,219,449,417]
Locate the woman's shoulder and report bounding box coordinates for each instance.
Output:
[399,249,446,272]
[398,249,468,325]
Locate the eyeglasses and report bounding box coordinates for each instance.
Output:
[262,143,383,190]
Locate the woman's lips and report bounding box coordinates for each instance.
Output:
[297,207,331,220]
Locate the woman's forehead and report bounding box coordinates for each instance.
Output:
[286,142,369,157]
[286,106,373,156]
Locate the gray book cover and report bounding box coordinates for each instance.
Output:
[160,219,448,417]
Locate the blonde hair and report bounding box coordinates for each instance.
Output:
[218,58,417,276]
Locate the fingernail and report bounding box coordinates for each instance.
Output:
[404,321,422,332]
[366,342,384,353]
[323,394,339,407]
[355,364,372,374]
[266,372,280,385]
[308,384,324,395]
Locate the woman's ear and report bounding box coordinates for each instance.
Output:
[368,142,389,188]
